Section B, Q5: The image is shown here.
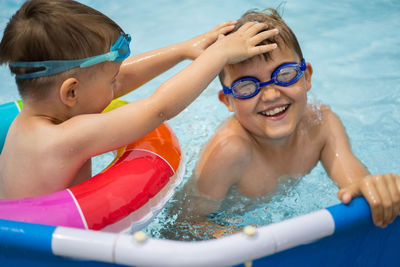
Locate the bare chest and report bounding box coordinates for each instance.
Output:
[237,145,321,198]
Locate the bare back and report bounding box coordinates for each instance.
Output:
[0,114,91,199]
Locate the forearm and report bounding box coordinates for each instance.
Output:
[320,108,370,187]
[75,47,226,155]
[151,45,227,120]
[322,149,370,188]
[333,161,369,188]
[115,42,189,98]
[178,178,220,223]
[179,196,235,240]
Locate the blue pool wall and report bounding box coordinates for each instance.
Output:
[240,197,400,267]
[1,197,399,267]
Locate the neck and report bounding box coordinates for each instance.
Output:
[248,127,299,155]
[21,97,70,125]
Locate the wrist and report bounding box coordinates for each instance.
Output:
[175,40,193,60]
[205,42,229,65]
[171,42,188,61]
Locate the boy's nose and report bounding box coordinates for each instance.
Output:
[260,85,281,101]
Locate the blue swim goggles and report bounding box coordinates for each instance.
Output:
[223,59,306,99]
[10,33,131,79]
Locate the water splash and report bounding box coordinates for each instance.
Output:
[144,163,339,241]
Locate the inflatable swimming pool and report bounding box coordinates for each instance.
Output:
[0,100,185,233]
[0,197,399,266]
[1,0,399,265]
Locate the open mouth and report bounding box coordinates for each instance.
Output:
[259,104,290,118]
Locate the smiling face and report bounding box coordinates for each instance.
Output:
[219,46,313,141]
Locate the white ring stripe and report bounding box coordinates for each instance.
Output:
[128,148,176,174]
[66,188,89,229]
[64,148,175,231]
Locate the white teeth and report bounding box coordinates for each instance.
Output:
[262,105,288,116]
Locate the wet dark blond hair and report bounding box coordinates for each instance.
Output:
[0,0,125,100]
[219,8,303,85]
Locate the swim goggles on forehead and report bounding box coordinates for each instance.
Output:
[222,59,307,99]
[10,32,131,79]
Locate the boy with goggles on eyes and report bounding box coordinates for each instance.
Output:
[187,9,400,229]
[0,0,279,199]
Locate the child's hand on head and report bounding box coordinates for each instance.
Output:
[183,21,237,60]
[214,22,279,65]
[337,173,400,228]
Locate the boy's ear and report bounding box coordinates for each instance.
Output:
[218,90,234,112]
[305,62,313,92]
[59,78,79,108]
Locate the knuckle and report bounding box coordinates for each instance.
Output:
[383,201,392,210]
[370,201,380,209]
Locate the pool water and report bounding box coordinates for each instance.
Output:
[1,0,399,240]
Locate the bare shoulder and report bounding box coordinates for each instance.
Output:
[12,114,93,170]
[303,104,342,130]
[318,104,345,129]
[312,104,350,147]
[195,117,253,200]
[320,104,338,119]
[198,117,253,170]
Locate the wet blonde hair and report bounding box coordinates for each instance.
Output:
[219,8,303,85]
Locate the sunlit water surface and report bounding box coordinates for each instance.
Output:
[1,0,399,240]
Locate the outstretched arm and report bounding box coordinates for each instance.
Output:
[320,108,400,227]
[114,21,237,98]
[64,22,279,159]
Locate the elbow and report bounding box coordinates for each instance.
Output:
[157,110,170,122]
[146,99,174,123]
[149,91,178,121]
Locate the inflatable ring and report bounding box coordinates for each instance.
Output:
[0,99,184,232]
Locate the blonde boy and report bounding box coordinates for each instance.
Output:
[193,9,400,228]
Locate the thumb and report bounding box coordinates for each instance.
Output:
[337,183,361,204]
